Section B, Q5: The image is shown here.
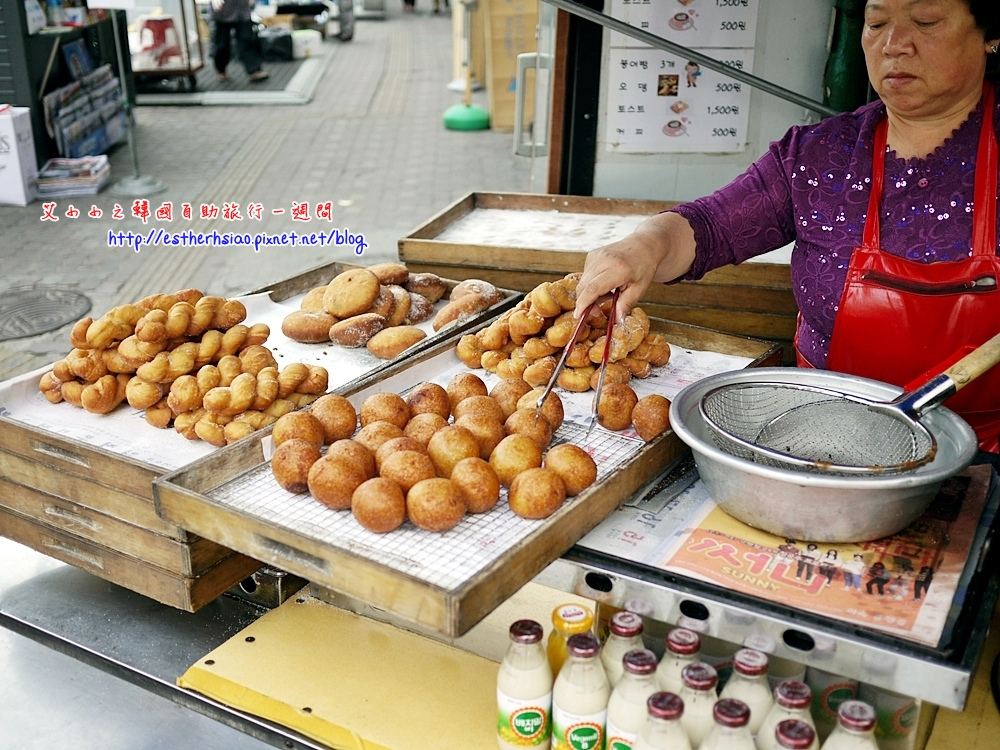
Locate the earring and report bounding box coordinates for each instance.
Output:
[993,44,999,54]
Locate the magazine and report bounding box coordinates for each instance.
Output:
[649,465,995,648]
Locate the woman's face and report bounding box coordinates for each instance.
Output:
[862,0,991,119]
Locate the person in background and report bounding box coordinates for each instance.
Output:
[573,0,1000,460]
[841,553,868,592]
[913,565,934,600]
[211,0,269,82]
[796,543,821,581]
[817,549,842,587]
[865,562,892,596]
[337,0,354,41]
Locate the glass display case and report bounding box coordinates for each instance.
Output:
[125,0,204,89]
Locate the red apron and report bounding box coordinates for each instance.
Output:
[797,82,1000,453]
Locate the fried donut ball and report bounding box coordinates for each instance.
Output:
[281,310,337,343]
[272,411,326,449]
[517,388,565,431]
[631,394,672,442]
[403,412,449,448]
[508,467,567,519]
[406,478,467,532]
[455,413,507,460]
[490,378,534,420]
[379,449,436,493]
[271,438,322,494]
[366,326,427,359]
[307,454,367,510]
[360,392,410,430]
[449,457,501,514]
[504,408,554,451]
[446,372,489,412]
[351,477,406,533]
[489,433,543,487]
[323,268,381,318]
[309,394,358,444]
[597,383,638,431]
[543,443,598,496]
[353,420,406,455]
[375,436,427,472]
[427,425,480,478]
[406,382,451,419]
[452,394,505,423]
[325,439,376,480]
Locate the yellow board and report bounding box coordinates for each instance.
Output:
[178,595,501,750]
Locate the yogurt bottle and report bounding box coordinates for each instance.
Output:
[805,667,858,743]
[743,634,806,692]
[606,649,659,750]
[548,604,595,678]
[655,627,700,695]
[678,662,719,749]
[858,683,919,750]
[601,612,646,688]
[552,632,610,750]
[719,648,773,735]
[757,680,816,750]
[775,719,819,750]
[497,619,553,750]
[819,700,879,750]
[632,692,692,750]
[700,698,755,750]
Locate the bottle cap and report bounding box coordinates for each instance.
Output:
[609,611,644,638]
[713,698,750,728]
[733,648,769,676]
[837,700,876,732]
[552,603,594,634]
[508,619,543,645]
[666,627,700,656]
[680,662,718,691]
[675,615,709,634]
[647,691,684,720]
[566,632,601,659]
[774,680,812,709]
[622,648,658,676]
[743,633,776,653]
[775,719,817,749]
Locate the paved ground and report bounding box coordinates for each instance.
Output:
[0,8,531,381]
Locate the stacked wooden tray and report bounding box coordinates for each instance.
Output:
[0,262,517,611]
[398,192,797,359]
[154,319,781,635]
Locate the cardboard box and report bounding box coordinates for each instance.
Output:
[261,13,295,30]
[291,28,322,59]
[0,106,38,206]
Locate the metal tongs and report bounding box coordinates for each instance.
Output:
[535,288,621,437]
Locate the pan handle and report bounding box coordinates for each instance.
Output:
[943,330,1000,390]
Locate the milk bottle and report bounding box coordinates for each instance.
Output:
[677,662,718,749]
[497,619,554,750]
[552,632,610,750]
[819,700,879,750]
[601,611,646,688]
[699,698,755,750]
[655,627,700,695]
[632,692,692,750]
[757,680,816,750]
[606,649,659,750]
[775,719,819,750]
[719,648,773,735]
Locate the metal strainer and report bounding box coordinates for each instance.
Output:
[700,331,1000,475]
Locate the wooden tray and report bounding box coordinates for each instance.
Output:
[154,319,781,635]
[398,192,796,358]
[0,261,514,610]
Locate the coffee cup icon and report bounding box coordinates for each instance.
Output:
[663,120,687,137]
[669,12,694,30]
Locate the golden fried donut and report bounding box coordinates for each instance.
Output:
[384,285,412,328]
[516,388,564,430]
[452,394,505,423]
[352,477,406,533]
[455,413,507,460]
[366,326,427,359]
[455,334,485,369]
[543,443,598,496]
[546,312,589,349]
[406,381,451,419]
[403,412,449,447]
[404,273,447,303]
[365,285,396,319]
[527,282,563,319]
[405,292,435,325]
[557,365,596,393]
[326,439,376,480]
[309,394,358,444]
[323,268,381,318]
[504,409,554,451]
[406,478,466,532]
[450,279,504,306]
[308,454,367,510]
[360,392,410,430]
[300,285,328,312]
[509,467,567,519]
[446,371,489,412]
[272,411,326,449]
[329,313,386,347]
[354,420,406,455]
[598,383,638,431]
[281,310,337,343]
[522,356,557,388]
[489,378,534,420]
[379,449,436,494]
[476,316,511,351]
[489,433,543,487]
[450,457,500,514]
[427,425,480,478]
[432,293,490,332]
[271,438,322,494]
[631,394,671,442]
[522,336,558,360]
[588,362,632,390]
[367,262,410,286]
[375,436,427,472]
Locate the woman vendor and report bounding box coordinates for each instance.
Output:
[573,0,1000,455]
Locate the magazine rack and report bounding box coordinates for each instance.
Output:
[126,0,204,90]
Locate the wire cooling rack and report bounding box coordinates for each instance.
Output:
[209,420,644,591]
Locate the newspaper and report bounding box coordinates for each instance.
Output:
[632,465,995,648]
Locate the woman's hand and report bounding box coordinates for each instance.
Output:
[573,210,697,320]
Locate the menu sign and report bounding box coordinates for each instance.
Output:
[606,0,760,154]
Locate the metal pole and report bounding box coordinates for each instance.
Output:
[540,0,840,119]
[109,9,166,196]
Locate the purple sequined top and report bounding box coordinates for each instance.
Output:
[671,80,1000,367]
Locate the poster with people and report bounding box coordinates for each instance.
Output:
[651,466,994,647]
